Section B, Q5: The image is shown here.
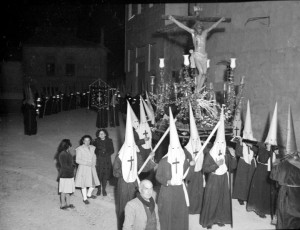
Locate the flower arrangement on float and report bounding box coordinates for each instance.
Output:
[148,54,245,139]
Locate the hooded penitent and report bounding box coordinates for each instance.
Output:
[209,107,227,175]
[242,100,257,165]
[265,102,278,171]
[286,105,297,155]
[184,102,203,172]
[164,107,186,185]
[138,96,152,149]
[118,101,139,183]
[164,107,189,206]
[141,96,155,125]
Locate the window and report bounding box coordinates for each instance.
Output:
[148,44,151,72]
[137,4,141,14]
[128,4,132,20]
[46,63,55,76]
[66,63,75,76]
[127,50,131,72]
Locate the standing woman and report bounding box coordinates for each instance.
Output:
[93,129,114,196]
[57,139,75,210]
[75,135,100,204]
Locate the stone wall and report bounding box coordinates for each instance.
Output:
[193,1,300,148]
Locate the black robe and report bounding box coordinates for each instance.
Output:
[232,143,256,201]
[200,150,237,228]
[22,103,37,135]
[246,142,276,216]
[93,137,114,181]
[184,148,204,215]
[113,154,156,229]
[270,160,300,229]
[156,156,194,230]
[96,107,108,128]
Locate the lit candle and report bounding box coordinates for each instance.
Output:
[159,58,165,68]
[183,55,190,66]
[207,59,210,68]
[230,58,236,69]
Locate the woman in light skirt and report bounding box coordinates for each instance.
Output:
[75,135,100,204]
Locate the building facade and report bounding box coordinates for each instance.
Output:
[125,3,191,96]
[22,32,108,96]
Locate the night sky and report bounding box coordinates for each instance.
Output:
[1,0,125,82]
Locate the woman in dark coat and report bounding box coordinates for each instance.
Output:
[93,129,114,196]
[57,139,75,210]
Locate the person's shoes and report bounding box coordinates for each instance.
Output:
[87,195,97,199]
[60,206,69,210]
[96,188,101,196]
[83,199,90,204]
[102,190,107,196]
[68,204,75,209]
[238,199,245,205]
[207,226,212,229]
[217,223,225,227]
[258,214,266,218]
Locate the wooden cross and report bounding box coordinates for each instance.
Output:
[172,158,180,173]
[158,9,231,33]
[128,156,134,171]
[143,130,149,139]
[234,127,239,136]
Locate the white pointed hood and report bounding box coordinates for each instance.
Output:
[185,102,203,172]
[242,100,256,164]
[265,102,278,146]
[286,105,297,155]
[137,96,152,149]
[243,100,256,141]
[141,96,155,125]
[118,101,138,183]
[165,107,186,185]
[209,107,228,175]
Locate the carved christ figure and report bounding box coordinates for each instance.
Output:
[168,15,225,92]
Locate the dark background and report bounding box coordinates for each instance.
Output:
[0,0,125,85]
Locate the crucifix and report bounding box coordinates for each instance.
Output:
[172,157,180,173]
[128,156,134,171]
[143,130,149,139]
[160,6,231,92]
[234,127,239,136]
